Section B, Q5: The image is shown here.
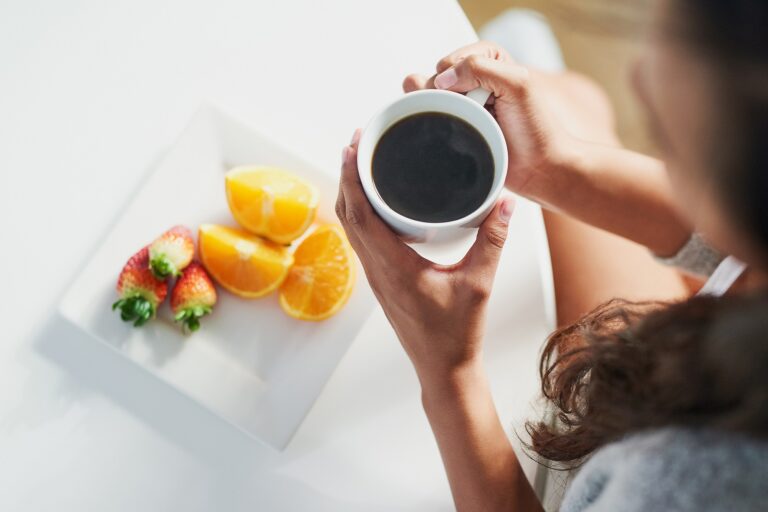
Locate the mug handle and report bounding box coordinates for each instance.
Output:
[466,87,491,106]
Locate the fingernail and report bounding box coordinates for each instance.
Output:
[434,68,458,89]
[500,198,515,223]
[342,146,349,164]
[351,129,361,145]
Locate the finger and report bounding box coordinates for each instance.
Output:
[336,130,366,252]
[335,188,360,254]
[336,186,388,296]
[461,195,515,283]
[336,148,366,258]
[403,73,437,93]
[434,55,531,100]
[436,41,511,73]
[350,127,361,148]
[403,74,427,92]
[338,140,422,266]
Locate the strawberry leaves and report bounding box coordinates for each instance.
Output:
[113,296,155,327]
[173,305,213,332]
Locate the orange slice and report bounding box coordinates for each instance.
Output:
[225,166,319,244]
[198,224,293,298]
[279,225,355,321]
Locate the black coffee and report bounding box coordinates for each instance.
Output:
[372,112,494,223]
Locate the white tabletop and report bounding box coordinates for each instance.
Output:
[0,1,555,510]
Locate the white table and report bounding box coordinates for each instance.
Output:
[0,1,555,509]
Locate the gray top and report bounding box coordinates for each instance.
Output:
[560,428,768,511]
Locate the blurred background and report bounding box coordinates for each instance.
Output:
[459,0,653,154]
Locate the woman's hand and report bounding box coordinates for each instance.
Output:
[336,130,515,383]
[403,41,576,201]
[404,41,693,256]
[336,133,543,512]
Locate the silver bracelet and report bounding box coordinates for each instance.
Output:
[653,232,724,277]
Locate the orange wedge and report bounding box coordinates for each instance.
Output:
[279,225,355,321]
[225,166,319,245]
[198,224,293,298]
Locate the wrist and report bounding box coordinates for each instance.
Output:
[516,136,587,209]
[417,356,487,409]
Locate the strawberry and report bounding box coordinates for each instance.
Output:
[171,261,217,332]
[148,225,194,279]
[113,246,168,326]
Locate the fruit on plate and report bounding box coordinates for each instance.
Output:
[171,261,217,332]
[225,166,319,244]
[113,246,169,326]
[279,225,355,321]
[148,225,195,279]
[198,223,294,298]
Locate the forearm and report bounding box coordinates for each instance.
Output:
[527,141,691,256]
[418,360,543,512]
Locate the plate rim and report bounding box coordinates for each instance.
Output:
[57,101,376,450]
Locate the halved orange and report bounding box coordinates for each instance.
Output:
[225,166,319,245]
[198,224,293,298]
[279,225,356,321]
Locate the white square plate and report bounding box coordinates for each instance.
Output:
[59,104,376,449]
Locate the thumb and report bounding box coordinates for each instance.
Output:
[463,196,515,280]
[433,55,530,103]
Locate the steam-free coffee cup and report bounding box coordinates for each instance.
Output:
[357,88,508,243]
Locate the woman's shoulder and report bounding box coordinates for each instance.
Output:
[560,427,768,512]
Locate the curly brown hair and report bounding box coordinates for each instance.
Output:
[527,295,768,466]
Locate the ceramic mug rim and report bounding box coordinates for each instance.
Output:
[356,89,508,231]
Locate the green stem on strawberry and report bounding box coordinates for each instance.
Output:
[149,255,177,279]
[113,296,156,327]
[174,305,213,332]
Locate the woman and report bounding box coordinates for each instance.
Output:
[336,0,768,510]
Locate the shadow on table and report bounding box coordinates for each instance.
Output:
[32,313,386,512]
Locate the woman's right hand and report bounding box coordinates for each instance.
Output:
[403,41,578,203]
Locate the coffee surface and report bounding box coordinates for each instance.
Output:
[372,112,494,223]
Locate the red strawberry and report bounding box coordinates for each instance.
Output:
[148,225,194,279]
[113,246,168,326]
[171,261,217,332]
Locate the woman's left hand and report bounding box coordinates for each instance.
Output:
[336,130,515,384]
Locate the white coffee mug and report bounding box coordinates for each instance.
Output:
[357,88,508,243]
